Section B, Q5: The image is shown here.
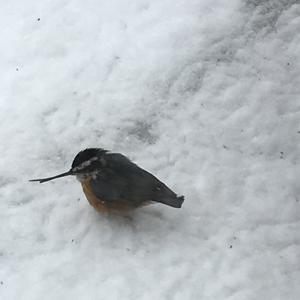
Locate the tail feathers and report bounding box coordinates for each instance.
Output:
[158,195,184,208]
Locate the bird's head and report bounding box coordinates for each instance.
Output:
[29,148,107,183]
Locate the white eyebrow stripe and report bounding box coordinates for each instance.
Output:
[73,156,99,171]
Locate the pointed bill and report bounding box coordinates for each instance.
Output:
[29,170,73,183]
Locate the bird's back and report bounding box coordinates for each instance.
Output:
[89,153,184,208]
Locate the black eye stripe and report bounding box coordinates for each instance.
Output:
[71,148,107,168]
[72,157,99,171]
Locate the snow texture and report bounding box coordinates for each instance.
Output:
[0,0,300,299]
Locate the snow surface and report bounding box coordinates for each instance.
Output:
[1,0,300,299]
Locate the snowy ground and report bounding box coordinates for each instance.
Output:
[1,0,300,299]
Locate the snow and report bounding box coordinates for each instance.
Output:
[1,0,300,299]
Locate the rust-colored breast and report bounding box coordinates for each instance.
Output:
[80,180,146,214]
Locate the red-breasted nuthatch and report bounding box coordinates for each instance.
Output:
[30,148,184,213]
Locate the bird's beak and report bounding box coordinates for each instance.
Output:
[29,170,73,183]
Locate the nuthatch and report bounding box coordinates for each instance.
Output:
[30,148,184,213]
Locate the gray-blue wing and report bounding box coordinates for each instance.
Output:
[90,153,184,208]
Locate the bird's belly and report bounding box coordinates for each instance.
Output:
[80,180,147,214]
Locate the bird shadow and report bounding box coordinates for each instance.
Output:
[91,205,186,237]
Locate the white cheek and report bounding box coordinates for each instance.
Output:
[76,171,99,182]
[76,174,86,182]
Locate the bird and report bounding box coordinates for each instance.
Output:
[30,148,184,213]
